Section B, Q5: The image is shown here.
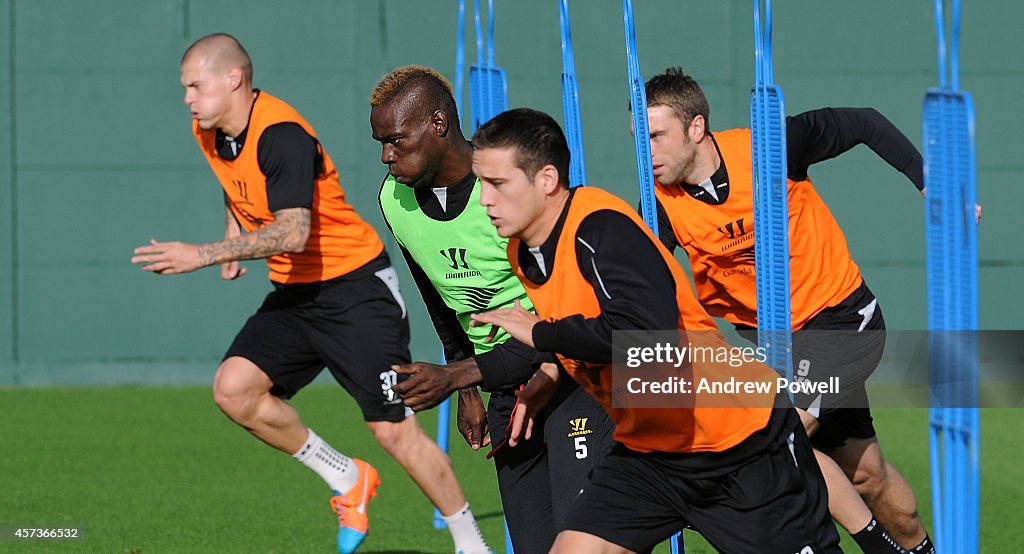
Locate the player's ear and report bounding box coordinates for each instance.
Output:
[227,67,244,91]
[432,110,449,137]
[689,114,707,142]
[538,164,561,194]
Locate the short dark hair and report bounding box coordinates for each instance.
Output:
[182,33,253,84]
[644,67,710,129]
[472,108,570,188]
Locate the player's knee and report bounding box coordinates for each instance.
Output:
[368,419,417,458]
[212,359,265,420]
[212,385,243,419]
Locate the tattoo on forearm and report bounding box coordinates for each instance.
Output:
[199,208,311,266]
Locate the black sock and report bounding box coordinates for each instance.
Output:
[909,535,935,554]
[851,518,907,554]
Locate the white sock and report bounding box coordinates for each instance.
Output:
[291,428,358,493]
[442,503,490,554]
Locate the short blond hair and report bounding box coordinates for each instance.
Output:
[370,65,453,107]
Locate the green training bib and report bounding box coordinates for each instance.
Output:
[380,175,534,354]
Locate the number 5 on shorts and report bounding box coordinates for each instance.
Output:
[574,436,588,459]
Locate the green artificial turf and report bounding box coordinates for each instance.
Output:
[0,386,1018,553]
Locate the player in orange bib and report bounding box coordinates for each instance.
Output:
[470,108,840,554]
[639,67,933,554]
[131,33,489,554]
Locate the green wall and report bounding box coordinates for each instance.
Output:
[2,0,1019,385]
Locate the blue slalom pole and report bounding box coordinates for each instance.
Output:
[622,0,658,239]
[925,0,979,551]
[432,353,451,529]
[469,0,508,129]
[559,0,587,188]
[621,1,676,551]
[751,0,793,388]
[433,0,467,530]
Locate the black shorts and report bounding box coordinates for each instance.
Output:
[739,281,883,452]
[561,407,840,554]
[224,258,412,422]
[809,397,876,453]
[488,378,614,553]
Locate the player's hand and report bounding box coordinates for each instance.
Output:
[221,260,247,280]
[470,300,540,347]
[131,239,204,275]
[391,362,454,411]
[456,388,490,450]
[508,363,560,447]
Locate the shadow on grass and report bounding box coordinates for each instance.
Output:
[363,551,439,554]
